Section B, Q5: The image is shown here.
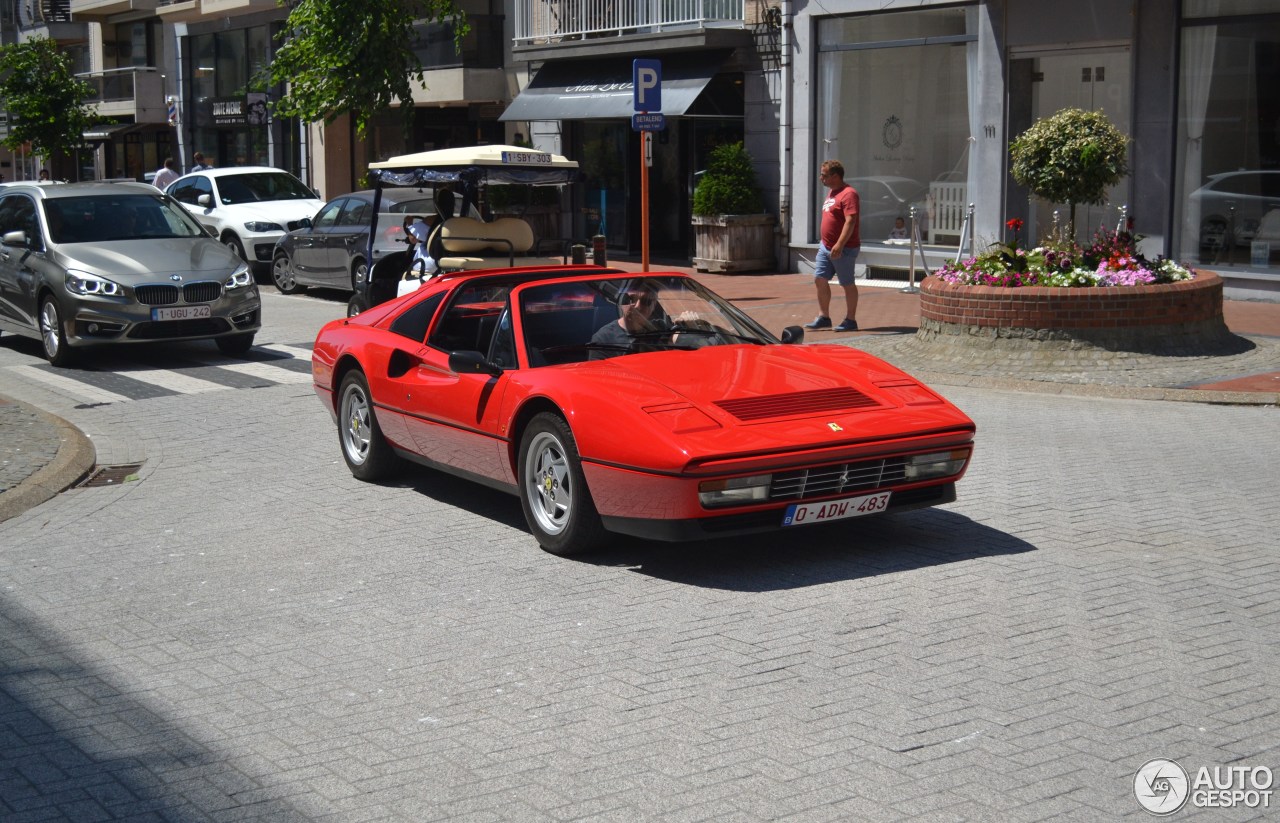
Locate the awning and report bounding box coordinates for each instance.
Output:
[82,123,142,143]
[499,51,729,122]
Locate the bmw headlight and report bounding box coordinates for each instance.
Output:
[225,263,253,289]
[244,221,283,232]
[699,474,771,508]
[903,449,970,481]
[65,269,124,297]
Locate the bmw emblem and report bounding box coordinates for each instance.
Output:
[169,274,183,282]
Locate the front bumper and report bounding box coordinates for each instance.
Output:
[600,483,956,541]
[62,286,261,347]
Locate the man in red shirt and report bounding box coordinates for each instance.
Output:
[806,160,861,332]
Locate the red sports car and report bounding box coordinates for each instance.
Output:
[311,265,976,555]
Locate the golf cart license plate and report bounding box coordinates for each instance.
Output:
[152,305,211,321]
[783,490,891,526]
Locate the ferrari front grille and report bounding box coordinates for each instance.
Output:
[770,456,908,501]
[715,387,879,421]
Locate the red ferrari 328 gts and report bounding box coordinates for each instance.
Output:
[311,265,976,555]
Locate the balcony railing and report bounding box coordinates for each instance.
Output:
[76,66,167,122]
[513,0,744,46]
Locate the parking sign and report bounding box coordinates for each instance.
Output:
[633,59,661,112]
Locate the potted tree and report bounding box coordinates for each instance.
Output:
[692,141,776,273]
[1008,107,1129,237]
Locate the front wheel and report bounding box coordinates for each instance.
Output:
[272,253,304,294]
[518,413,606,556]
[351,258,367,293]
[223,233,247,262]
[347,293,370,317]
[338,370,400,481]
[39,295,76,367]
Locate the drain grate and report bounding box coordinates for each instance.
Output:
[78,463,144,488]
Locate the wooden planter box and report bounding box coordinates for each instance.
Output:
[916,272,1240,354]
[692,214,776,273]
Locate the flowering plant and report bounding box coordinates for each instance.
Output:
[937,224,1196,288]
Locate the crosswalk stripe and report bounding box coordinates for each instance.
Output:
[259,343,314,361]
[110,366,227,394]
[211,360,314,384]
[17,366,134,405]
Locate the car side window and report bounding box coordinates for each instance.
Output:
[171,177,212,205]
[488,303,517,369]
[339,200,371,228]
[313,200,343,230]
[389,292,444,343]
[427,282,513,354]
[0,195,37,248]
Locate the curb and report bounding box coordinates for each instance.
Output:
[907,370,1279,407]
[0,400,96,523]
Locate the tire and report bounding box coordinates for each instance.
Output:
[215,332,255,356]
[39,295,76,367]
[272,253,304,294]
[517,412,606,556]
[347,293,370,317]
[223,233,247,262]
[351,258,367,293]
[337,370,400,481]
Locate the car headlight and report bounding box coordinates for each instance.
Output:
[903,449,970,481]
[65,269,124,297]
[699,474,771,508]
[225,264,253,289]
[244,221,283,232]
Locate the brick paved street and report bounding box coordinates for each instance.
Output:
[2,335,1277,820]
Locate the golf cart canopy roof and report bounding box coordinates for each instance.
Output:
[368,145,579,188]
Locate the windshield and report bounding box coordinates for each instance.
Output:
[43,194,208,244]
[215,172,316,205]
[518,275,775,366]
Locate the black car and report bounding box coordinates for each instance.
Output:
[270,190,434,294]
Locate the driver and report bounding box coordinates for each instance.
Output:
[589,285,659,360]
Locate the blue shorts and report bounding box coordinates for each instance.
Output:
[815,242,859,286]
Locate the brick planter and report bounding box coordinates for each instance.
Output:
[916,272,1242,354]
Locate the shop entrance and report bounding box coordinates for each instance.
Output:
[1009,48,1131,243]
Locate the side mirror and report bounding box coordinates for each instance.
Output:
[197,193,212,207]
[449,350,503,377]
[298,217,312,229]
[780,325,805,345]
[2,229,28,247]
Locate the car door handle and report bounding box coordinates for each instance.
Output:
[344,237,359,245]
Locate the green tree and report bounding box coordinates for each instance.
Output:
[1009,107,1129,234]
[692,141,764,216]
[267,0,468,137]
[0,36,98,159]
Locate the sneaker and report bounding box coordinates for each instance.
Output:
[804,315,832,330]
[833,318,859,332]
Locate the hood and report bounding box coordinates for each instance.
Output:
[54,238,244,279]
[553,344,975,472]
[214,199,323,227]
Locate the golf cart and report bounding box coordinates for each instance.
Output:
[348,145,580,316]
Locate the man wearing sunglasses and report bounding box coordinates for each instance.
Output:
[589,286,661,359]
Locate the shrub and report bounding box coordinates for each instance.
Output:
[692,141,764,216]
[1009,108,1129,233]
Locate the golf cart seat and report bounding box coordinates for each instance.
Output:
[437,216,535,270]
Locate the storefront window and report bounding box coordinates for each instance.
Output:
[1175,11,1280,270]
[815,8,975,246]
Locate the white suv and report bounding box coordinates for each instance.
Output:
[166,167,323,267]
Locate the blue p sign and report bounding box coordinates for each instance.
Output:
[633,59,661,113]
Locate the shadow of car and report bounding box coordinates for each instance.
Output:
[0,182,260,366]
[270,190,435,295]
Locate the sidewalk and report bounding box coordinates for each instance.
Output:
[2,265,1277,521]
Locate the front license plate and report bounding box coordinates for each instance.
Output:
[152,305,212,321]
[782,490,892,526]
